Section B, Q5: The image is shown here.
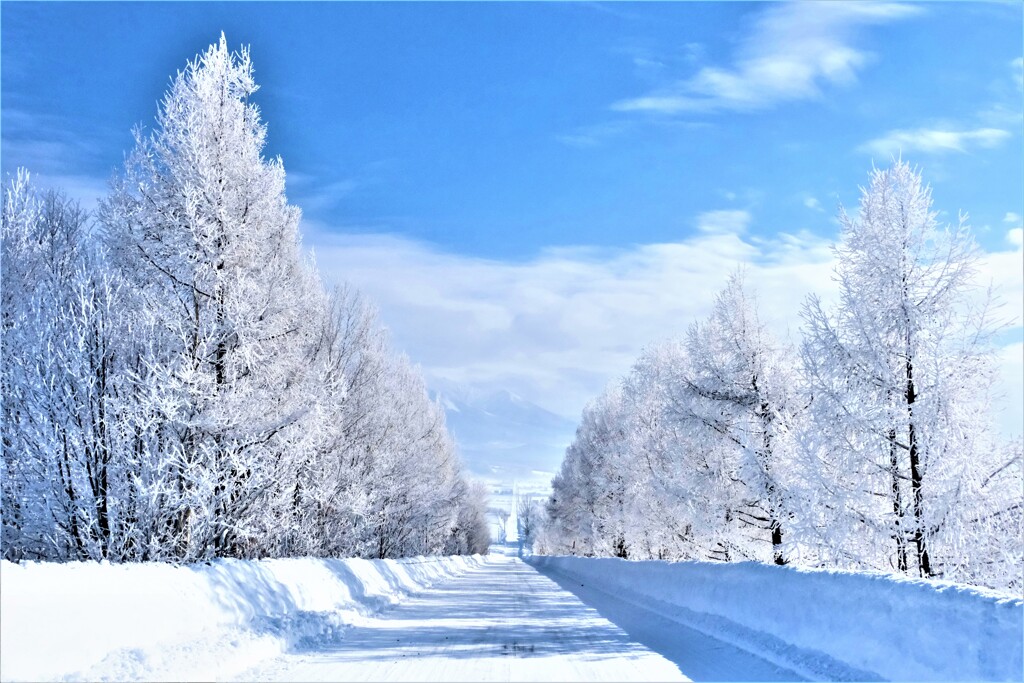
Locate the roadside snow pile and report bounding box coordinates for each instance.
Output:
[530,556,1023,681]
[0,554,486,681]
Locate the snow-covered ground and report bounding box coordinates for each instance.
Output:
[0,554,485,681]
[240,551,688,682]
[2,551,1021,681]
[530,555,1024,681]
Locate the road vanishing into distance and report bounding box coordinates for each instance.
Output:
[239,551,802,682]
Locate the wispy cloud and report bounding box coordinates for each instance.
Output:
[612,3,920,114]
[305,217,834,420]
[305,217,1022,438]
[291,177,359,213]
[311,220,1024,446]
[868,57,1021,159]
[696,209,751,235]
[1,107,114,209]
[2,112,103,175]
[804,196,824,212]
[859,127,1011,157]
[555,121,633,148]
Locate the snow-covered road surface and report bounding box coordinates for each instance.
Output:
[239,554,800,682]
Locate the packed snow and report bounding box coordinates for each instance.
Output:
[240,551,688,682]
[530,555,1024,681]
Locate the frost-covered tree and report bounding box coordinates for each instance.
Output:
[3,36,485,564]
[681,272,801,565]
[517,495,543,552]
[279,284,477,560]
[541,161,1018,592]
[100,35,325,559]
[1,173,133,560]
[546,384,635,557]
[446,480,492,556]
[801,160,1017,583]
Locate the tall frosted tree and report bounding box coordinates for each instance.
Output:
[801,160,1009,579]
[100,35,323,559]
[683,272,800,565]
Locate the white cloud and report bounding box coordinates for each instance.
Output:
[981,230,1023,325]
[35,174,109,212]
[632,56,666,70]
[804,196,824,212]
[859,127,1011,157]
[306,216,1022,437]
[1,109,105,175]
[978,234,1023,439]
[1008,228,1023,249]
[305,219,836,420]
[1003,212,1021,225]
[292,178,358,213]
[696,209,751,235]
[612,3,920,114]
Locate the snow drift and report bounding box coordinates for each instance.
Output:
[0,554,486,681]
[530,555,1023,681]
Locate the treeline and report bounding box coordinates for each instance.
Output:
[0,36,490,563]
[542,162,1022,592]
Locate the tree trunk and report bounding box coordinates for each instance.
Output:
[761,401,786,566]
[906,356,931,576]
[888,427,908,572]
[770,521,785,565]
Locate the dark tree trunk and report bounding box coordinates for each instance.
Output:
[906,356,931,577]
[771,522,785,565]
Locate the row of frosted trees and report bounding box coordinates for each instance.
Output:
[542,162,1021,592]
[1,37,490,563]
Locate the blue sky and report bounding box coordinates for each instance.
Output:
[2,2,1022,456]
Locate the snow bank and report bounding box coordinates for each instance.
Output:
[529,556,1023,681]
[0,554,486,681]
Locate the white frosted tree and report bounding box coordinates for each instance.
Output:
[623,339,752,563]
[1,173,133,560]
[100,35,324,559]
[3,39,484,565]
[683,271,800,565]
[446,479,492,556]
[541,162,1018,591]
[801,161,1015,581]
[546,385,625,557]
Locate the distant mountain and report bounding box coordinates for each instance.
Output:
[429,380,576,489]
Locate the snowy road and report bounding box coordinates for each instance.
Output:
[239,554,801,682]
